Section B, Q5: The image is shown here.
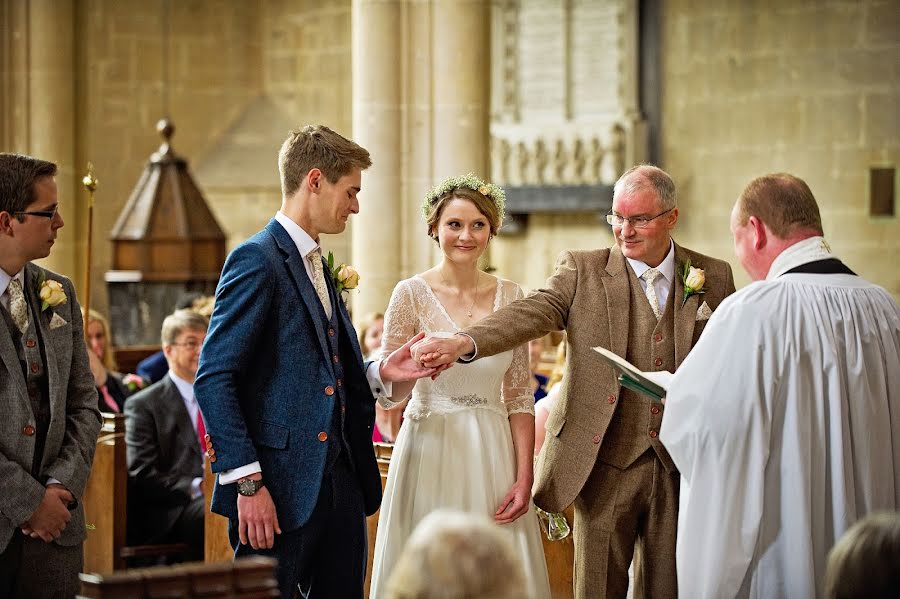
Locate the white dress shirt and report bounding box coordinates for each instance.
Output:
[167,371,205,498]
[220,212,389,484]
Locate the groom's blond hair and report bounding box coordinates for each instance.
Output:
[278,125,372,197]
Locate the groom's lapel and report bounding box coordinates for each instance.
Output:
[266,221,332,360]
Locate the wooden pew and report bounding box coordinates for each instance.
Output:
[203,460,233,563]
[79,555,279,598]
[82,413,191,573]
[82,413,128,573]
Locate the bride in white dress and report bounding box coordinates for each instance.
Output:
[368,175,551,599]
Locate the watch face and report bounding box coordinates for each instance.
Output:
[238,480,256,496]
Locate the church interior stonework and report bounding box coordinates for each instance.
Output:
[2,0,898,318]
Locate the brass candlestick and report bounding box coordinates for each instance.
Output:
[82,163,98,340]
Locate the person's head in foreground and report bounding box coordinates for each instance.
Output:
[384,509,526,599]
[825,511,900,599]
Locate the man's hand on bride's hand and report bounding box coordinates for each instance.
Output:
[379,332,445,383]
[415,335,473,368]
[494,478,532,525]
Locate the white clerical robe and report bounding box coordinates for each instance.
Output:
[659,270,900,599]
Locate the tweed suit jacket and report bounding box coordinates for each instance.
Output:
[194,220,382,532]
[465,243,735,512]
[124,375,204,542]
[0,264,102,550]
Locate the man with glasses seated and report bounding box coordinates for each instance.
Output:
[414,164,736,599]
[124,309,209,562]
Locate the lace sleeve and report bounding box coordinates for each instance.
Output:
[500,281,535,417]
[374,278,420,409]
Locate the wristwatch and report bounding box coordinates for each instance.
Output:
[236,478,265,497]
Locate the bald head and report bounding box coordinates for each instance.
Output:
[735,173,823,239]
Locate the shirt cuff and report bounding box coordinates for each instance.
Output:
[456,333,478,362]
[366,360,393,398]
[191,477,204,499]
[218,462,262,485]
[46,478,63,487]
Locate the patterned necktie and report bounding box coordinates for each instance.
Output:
[307,248,333,320]
[7,278,29,333]
[641,268,663,321]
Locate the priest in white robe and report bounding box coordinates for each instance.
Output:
[659,173,900,599]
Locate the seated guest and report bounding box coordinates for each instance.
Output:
[528,337,549,403]
[84,308,144,412]
[384,509,526,599]
[124,309,209,561]
[826,512,900,599]
[135,292,207,384]
[360,311,403,443]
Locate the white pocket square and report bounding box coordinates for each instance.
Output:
[49,313,68,330]
[695,301,712,322]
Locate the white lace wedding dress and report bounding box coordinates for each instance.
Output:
[368,276,552,599]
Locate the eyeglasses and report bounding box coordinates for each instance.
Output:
[14,205,59,220]
[170,340,203,351]
[606,208,673,229]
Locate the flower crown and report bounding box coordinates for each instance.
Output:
[421,173,506,225]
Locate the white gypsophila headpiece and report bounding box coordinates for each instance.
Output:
[421,173,506,226]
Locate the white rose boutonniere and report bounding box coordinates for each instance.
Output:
[35,275,67,312]
[679,260,706,306]
[327,251,360,295]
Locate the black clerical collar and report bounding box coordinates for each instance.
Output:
[781,258,856,276]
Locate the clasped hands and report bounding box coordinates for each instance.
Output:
[21,483,74,542]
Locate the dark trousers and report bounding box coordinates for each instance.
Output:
[0,531,83,599]
[229,456,367,599]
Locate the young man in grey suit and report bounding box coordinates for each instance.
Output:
[416,165,737,599]
[0,153,103,598]
[125,309,209,561]
[195,126,438,598]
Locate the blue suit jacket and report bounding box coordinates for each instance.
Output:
[194,220,381,531]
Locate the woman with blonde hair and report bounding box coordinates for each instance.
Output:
[369,174,551,597]
[84,308,144,412]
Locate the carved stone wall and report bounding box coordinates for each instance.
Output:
[490,0,645,190]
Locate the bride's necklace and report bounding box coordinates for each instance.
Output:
[442,269,481,318]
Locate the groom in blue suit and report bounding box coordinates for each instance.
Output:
[195,125,435,598]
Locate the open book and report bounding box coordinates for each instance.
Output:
[592,346,672,402]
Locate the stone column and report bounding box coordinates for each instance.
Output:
[431,0,492,268]
[28,0,81,285]
[351,0,404,321]
[431,0,491,181]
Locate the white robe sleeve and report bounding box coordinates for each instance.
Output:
[660,294,779,599]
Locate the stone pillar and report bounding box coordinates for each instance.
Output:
[431,0,491,267]
[28,0,81,285]
[431,0,491,181]
[351,0,404,321]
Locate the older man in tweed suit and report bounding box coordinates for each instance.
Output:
[0,153,102,598]
[417,165,736,599]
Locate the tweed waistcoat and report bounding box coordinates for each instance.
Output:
[598,266,677,472]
